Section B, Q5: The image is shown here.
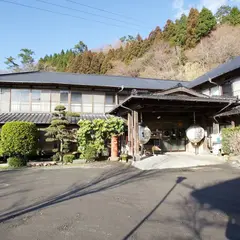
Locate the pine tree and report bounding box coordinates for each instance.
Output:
[215,5,232,24]
[227,7,240,26]
[45,105,76,162]
[148,26,162,42]
[79,51,93,74]
[4,56,20,72]
[163,19,176,44]
[185,8,200,48]
[173,14,187,47]
[196,8,217,41]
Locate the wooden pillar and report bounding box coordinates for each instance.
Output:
[128,112,133,156]
[133,110,140,161]
[110,135,119,161]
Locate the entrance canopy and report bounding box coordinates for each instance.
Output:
[109,90,238,117]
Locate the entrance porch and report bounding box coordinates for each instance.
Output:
[110,86,238,161]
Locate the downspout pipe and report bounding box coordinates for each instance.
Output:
[214,101,234,122]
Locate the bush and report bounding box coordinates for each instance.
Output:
[8,157,26,168]
[222,127,240,155]
[63,154,75,164]
[81,145,96,161]
[1,121,38,158]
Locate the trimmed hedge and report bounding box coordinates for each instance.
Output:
[1,121,38,157]
[8,157,26,168]
[222,127,240,155]
[63,154,75,164]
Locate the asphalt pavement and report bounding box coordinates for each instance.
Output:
[0,163,240,240]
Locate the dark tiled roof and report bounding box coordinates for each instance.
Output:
[0,113,112,125]
[188,56,240,88]
[0,71,188,90]
[215,106,240,117]
[109,94,238,114]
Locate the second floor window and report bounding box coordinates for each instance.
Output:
[11,89,30,112]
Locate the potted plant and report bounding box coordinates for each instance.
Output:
[120,153,128,162]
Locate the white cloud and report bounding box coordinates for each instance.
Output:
[172,0,240,19]
[172,0,192,18]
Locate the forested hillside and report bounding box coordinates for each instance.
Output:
[5,5,240,81]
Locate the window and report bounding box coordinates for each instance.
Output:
[105,94,115,112]
[119,95,127,104]
[11,89,30,112]
[82,93,92,113]
[93,93,105,113]
[105,94,115,105]
[32,90,50,112]
[51,90,60,112]
[202,89,210,96]
[0,88,10,112]
[232,79,240,97]
[71,91,82,112]
[60,90,69,110]
[210,86,221,96]
[32,90,41,112]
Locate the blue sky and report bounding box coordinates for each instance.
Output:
[0,0,240,69]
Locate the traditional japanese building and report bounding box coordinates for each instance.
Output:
[0,56,240,158]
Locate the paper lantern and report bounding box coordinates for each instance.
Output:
[139,126,152,145]
[186,125,205,144]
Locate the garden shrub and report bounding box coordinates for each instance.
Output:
[8,156,26,168]
[81,145,96,161]
[1,121,38,158]
[222,127,240,155]
[63,154,75,164]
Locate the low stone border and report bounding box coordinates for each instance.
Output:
[27,161,57,167]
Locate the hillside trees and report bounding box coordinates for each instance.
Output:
[196,7,217,40]
[185,8,200,48]
[32,5,240,78]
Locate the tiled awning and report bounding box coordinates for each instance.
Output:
[0,113,111,125]
[215,106,240,117]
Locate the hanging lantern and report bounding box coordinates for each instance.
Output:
[186,125,205,144]
[139,125,152,145]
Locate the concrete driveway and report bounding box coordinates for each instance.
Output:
[0,163,240,240]
[132,152,225,170]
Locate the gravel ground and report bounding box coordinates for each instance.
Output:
[0,163,240,240]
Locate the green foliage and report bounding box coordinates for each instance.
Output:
[77,117,125,158]
[222,127,240,155]
[173,14,187,47]
[196,7,217,40]
[4,56,20,72]
[8,157,26,168]
[18,48,35,66]
[186,8,200,48]
[45,105,76,162]
[74,41,88,54]
[81,145,96,161]
[36,6,240,74]
[1,121,38,158]
[227,7,240,26]
[66,112,81,117]
[63,154,75,164]
[215,5,232,24]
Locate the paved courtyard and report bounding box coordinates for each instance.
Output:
[132,152,225,170]
[0,163,240,240]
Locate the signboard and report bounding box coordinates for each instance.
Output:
[186,125,205,144]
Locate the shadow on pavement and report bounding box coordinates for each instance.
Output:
[122,176,187,240]
[191,177,240,240]
[0,165,163,223]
